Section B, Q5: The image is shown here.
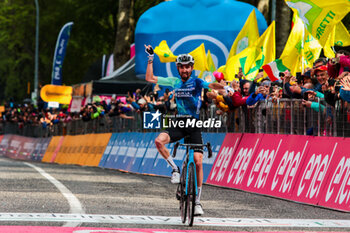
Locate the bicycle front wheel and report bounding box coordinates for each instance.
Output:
[179,165,187,224]
[187,163,196,226]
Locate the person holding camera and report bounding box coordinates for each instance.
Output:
[328,50,350,79]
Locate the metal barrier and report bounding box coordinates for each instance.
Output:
[1,99,350,137]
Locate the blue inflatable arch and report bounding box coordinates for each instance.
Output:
[135,0,268,78]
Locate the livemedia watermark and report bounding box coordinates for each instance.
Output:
[143,110,222,129]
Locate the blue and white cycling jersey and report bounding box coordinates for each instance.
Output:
[157,76,210,119]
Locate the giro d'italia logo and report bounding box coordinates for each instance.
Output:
[143,110,162,129]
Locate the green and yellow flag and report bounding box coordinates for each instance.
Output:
[226,21,276,81]
[324,21,350,58]
[228,9,259,59]
[154,40,177,63]
[285,0,350,47]
[206,50,216,72]
[280,13,322,75]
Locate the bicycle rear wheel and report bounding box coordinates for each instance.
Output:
[187,163,196,226]
[179,166,187,223]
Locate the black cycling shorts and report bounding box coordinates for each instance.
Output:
[163,117,203,153]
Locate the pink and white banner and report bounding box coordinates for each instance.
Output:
[206,134,350,212]
[318,137,350,211]
[241,134,311,199]
[290,136,340,206]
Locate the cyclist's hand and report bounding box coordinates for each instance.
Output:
[144,44,154,56]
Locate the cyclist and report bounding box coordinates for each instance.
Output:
[144,44,222,216]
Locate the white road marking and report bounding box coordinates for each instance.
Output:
[0,213,349,228]
[24,163,85,227]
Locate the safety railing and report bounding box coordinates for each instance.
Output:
[1,99,350,137]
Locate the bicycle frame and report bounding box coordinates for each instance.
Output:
[184,148,197,197]
[173,141,212,226]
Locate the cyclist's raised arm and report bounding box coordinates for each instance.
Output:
[145,44,158,84]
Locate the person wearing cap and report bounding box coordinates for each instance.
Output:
[302,70,313,84]
[313,65,329,93]
[144,44,223,216]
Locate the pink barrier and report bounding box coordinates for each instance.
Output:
[0,134,50,161]
[236,134,312,201]
[318,137,350,211]
[207,133,262,189]
[206,133,350,212]
[290,136,340,206]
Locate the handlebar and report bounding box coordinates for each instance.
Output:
[172,142,212,159]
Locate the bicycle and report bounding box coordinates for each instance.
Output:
[172,140,212,226]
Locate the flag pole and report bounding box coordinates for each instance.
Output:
[301,24,305,73]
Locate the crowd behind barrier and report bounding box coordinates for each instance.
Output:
[1,54,350,138]
[1,98,350,138]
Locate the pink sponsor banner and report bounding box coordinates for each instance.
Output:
[207,133,263,189]
[241,134,311,199]
[206,133,242,186]
[6,135,24,159]
[290,136,340,205]
[224,133,263,189]
[318,137,350,211]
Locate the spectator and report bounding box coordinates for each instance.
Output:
[246,84,269,106]
[241,80,252,97]
[328,50,350,79]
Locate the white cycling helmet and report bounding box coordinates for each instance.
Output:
[176,54,194,66]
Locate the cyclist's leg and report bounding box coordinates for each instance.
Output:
[155,129,184,183]
[193,152,203,188]
[155,132,171,160]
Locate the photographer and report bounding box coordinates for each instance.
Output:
[246,82,270,106]
[328,50,350,79]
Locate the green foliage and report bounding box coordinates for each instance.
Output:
[0,0,166,103]
[0,0,118,102]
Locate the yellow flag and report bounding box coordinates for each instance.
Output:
[154,40,177,63]
[206,50,216,72]
[285,0,350,47]
[280,13,322,75]
[324,21,350,58]
[226,21,276,81]
[189,43,208,72]
[198,50,217,79]
[334,22,350,47]
[228,9,259,59]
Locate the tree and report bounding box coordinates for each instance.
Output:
[275,0,292,57]
[0,0,118,102]
[113,0,163,69]
[113,0,134,69]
